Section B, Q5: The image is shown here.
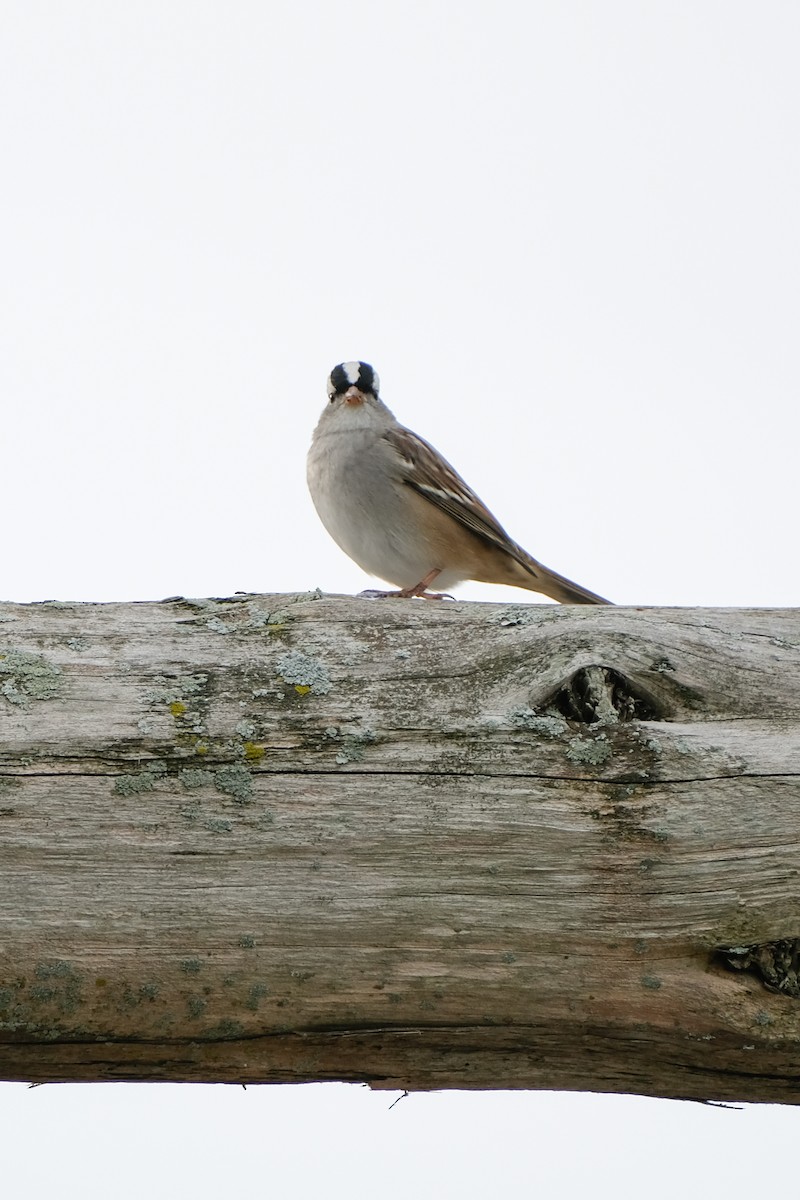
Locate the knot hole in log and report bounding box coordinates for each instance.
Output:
[717,939,800,998]
[550,665,663,725]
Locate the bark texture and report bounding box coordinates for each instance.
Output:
[0,593,799,1101]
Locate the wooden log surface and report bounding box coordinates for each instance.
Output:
[0,593,799,1101]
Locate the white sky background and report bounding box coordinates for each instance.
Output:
[1,0,799,1195]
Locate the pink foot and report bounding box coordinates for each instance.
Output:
[358,569,454,600]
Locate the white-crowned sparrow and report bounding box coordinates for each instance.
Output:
[307,361,611,603]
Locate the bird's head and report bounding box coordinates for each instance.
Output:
[326,361,381,408]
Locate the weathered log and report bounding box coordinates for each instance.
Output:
[0,594,799,1102]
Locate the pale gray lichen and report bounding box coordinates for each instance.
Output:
[265,610,292,626]
[276,649,332,695]
[211,1019,246,1038]
[334,729,375,765]
[0,650,63,705]
[214,764,253,804]
[205,617,232,634]
[114,772,157,796]
[35,960,76,980]
[566,734,612,765]
[491,607,538,627]
[145,673,209,705]
[204,818,233,834]
[235,719,256,739]
[180,768,215,791]
[245,983,269,1010]
[31,960,83,1016]
[508,707,568,737]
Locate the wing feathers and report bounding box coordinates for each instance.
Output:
[383,424,611,605]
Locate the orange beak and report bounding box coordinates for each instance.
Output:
[343,386,365,406]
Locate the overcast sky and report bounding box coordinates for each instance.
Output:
[2,1,798,1196]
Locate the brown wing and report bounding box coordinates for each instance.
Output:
[384,424,612,604]
[384,424,537,572]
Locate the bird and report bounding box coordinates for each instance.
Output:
[307,361,611,604]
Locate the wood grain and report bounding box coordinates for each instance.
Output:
[1,594,799,1100]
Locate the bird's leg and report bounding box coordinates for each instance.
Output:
[398,569,452,599]
[359,569,454,601]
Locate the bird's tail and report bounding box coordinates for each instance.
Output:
[519,557,612,605]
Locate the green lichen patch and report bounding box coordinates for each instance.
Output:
[0,649,63,705]
[276,650,331,695]
[243,742,266,760]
